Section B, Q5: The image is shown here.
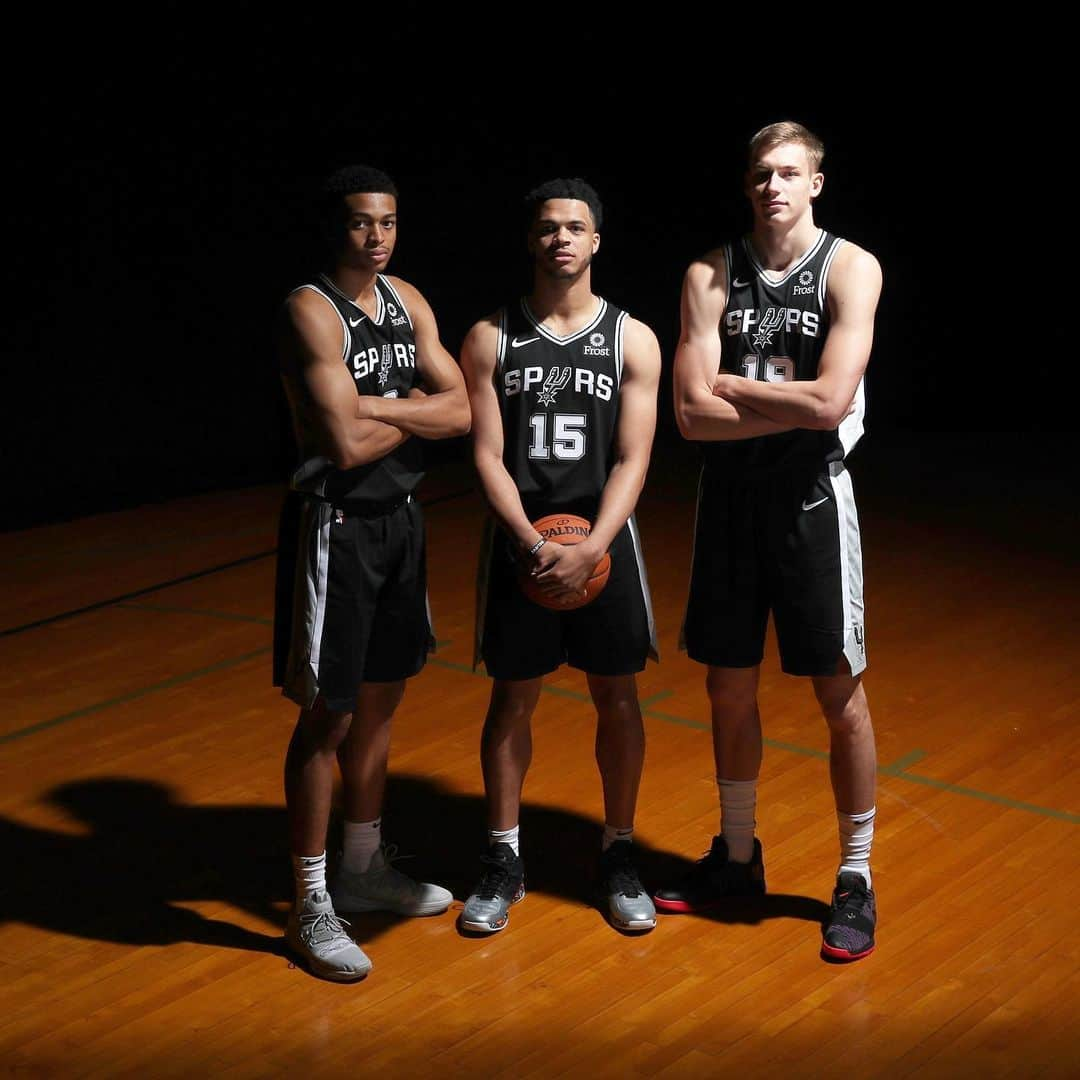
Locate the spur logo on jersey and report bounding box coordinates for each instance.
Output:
[352,341,417,382]
[751,307,787,348]
[584,331,611,357]
[386,301,408,328]
[536,366,572,406]
[726,305,820,341]
[793,269,815,296]
[503,365,614,402]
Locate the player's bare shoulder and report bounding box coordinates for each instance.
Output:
[280,286,345,374]
[382,274,433,320]
[686,247,729,293]
[826,241,883,313]
[620,315,661,374]
[283,284,338,335]
[461,310,502,365]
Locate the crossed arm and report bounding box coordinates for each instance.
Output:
[462,314,661,597]
[280,279,469,471]
[673,244,882,439]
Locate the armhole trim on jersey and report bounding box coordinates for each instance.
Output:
[614,309,628,386]
[379,275,414,330]
[291,283,350,361]
[817,236,845,309]
[495,308,508,375]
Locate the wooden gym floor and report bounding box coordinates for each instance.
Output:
[1,433,1077,1077]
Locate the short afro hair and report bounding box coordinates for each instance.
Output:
[319,165,398,237]
[524,177,603,231]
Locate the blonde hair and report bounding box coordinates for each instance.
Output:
[748,121,825,173]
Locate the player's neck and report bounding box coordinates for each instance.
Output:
[325,263,381,314]
[527,272,597,334]
[750,217,821,274]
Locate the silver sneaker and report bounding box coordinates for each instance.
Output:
[286,889,372,981]
[460,842,525,933]
[600,840,656,931]
[332,845,452,916]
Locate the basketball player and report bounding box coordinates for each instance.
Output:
[657,123,883,961]
[459,179,661,934]
[275,166,470,980]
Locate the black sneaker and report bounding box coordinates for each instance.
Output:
[821,872,876,961]
[653,835,765,913]
[459,842,525,933]
[598,840,656,931]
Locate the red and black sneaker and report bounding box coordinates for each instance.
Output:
[821,872,876,961]
[653,835,765,913]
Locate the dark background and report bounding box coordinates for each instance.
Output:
[4,20,1064,530]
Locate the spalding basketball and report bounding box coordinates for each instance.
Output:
[520,514,611,611]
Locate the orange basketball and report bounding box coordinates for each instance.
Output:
[519,514,611,611]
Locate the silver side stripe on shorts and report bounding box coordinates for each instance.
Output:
[828,461,867,676]
[627,513,659,663]
[284,500,332,709]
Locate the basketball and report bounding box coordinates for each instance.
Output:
[519,514,611,611]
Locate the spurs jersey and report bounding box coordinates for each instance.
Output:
[705,230,864,471]
[287,273,423,502]
[495,297,627,516]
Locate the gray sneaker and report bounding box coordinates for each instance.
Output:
[599,840,656,931]
[460,842,525,933]
[286,890,372,981]
[331,845,452,916]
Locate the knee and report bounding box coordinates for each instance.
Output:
[295,703,353,752]
[484,683,539,734]
[816,684,871,737]
[705,668,759,712]
[590,679,640,725]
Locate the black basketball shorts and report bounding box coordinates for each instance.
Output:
[682,460,867,677]
[273,493,433,711]
[475,516,658,681]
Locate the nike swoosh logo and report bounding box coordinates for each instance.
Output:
[511,336,539,348]
[732,278,751,288]
[349,316,363,327]
[802,496,829,511]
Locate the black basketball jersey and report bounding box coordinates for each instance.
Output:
[704,230,864,471]
[287,273,424,502]
[495,297,627,517]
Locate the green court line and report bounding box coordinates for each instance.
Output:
[641,706,828,762]
[428,657,478,675]
[0,550,278,639]
[639,690,674,708]
[541,684,591,702]
[6,615,1077,824]
[2,486,475,640]
[885,771,1080,824]
[643,707,708,731]
[1,647,271,746]
[117,602,272,626]
[881,749,928,774]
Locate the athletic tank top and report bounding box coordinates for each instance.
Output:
[495,297,627,518]
[287,273,424,502]
[703,230,864,472]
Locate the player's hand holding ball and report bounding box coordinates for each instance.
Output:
[519,514,611,611]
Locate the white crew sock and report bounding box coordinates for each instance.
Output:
[602,824,634,852]
[838,806,875,888]
[489,825,519,855]
[292,851,327,909]
[718,777,757,864]
[341,817,382,874]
